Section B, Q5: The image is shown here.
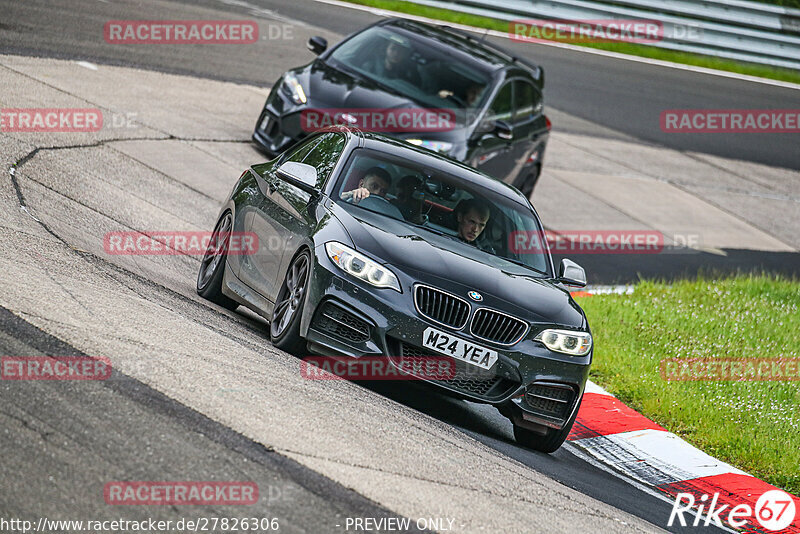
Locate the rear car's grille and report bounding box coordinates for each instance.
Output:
[470,309,528,345]
[414,285,470,330]
[524,383,576,422]
[314,302,370,343]
[393,342,518,400]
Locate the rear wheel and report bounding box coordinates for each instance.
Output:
[197,211,238,310]
[270,250,311,353]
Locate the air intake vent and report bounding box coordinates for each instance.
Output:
[315,302,370,343]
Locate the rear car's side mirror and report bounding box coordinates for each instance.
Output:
[276,162,319,195]
[307,36,328,55]
[557,258,587,288]
[495,120,513,140]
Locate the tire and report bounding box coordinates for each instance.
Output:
[270,250,312,354]
[196,211,238,310]
[519,164,541,199]
[513,395,582,453]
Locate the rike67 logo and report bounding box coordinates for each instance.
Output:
[669,489,798,531]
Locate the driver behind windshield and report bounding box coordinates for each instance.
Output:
[341,167,392,204]
[363,37,420,85]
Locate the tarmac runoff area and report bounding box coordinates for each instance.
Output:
[1,54,797,531]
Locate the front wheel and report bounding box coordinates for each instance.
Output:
[518,164,541,199]
[270,250,311,353]
[197,211,238,310]
[513,395,582,453]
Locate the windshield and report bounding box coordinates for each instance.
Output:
[334,148,552,276]
[326,25,492,111]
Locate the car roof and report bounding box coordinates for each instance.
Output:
[379,18,542,80]
[343,129,529,204]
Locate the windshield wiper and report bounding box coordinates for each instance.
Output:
[407,222,449,239]
[330,61,410,100]
[500,257,548,277]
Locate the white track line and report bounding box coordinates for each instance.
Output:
[575,428,747,486]
[564,442,739,534]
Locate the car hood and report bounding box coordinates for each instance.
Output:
[303,61,418,110]
[331,203,585,327]
[298,62,470,144]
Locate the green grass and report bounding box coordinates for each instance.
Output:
[342,0,800,85]
[574,275,800,494]
[752,0,800,7]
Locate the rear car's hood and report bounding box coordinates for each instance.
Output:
[331,203,585,328]
[305,61,417,110]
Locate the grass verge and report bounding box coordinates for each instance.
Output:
[340,0,800,85]
[574,275,800,494]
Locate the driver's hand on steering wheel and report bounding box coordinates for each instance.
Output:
[344,187,370,204]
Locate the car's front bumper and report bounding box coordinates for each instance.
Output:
[252,88,306,156]
[300,245,590,431]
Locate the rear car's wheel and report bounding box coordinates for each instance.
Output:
[518,164,541,199]
[270,250,311,353]
[513,395,582,453]
[197,211,238,310]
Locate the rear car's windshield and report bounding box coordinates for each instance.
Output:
[334,148,551,276]
[326,25,493,111]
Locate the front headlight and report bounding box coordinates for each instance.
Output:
[325,242,401,292]
[405,139,453,155]
[281,72,307,105]
[535,329,592,356]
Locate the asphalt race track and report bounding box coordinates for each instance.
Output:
[3,0,798,284]
[3,0,800,170]
[1,0,797,532]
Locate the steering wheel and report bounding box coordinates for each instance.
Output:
[358,195,405,219]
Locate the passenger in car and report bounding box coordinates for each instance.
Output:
[455,199,495,253]
[342,167,392,204]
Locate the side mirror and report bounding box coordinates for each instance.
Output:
[494,120,513,140]
[276,162,319,195]
[557,258,586,288]
[307,36,328,55]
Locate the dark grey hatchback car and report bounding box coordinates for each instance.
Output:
[199,128,590,452]
[254,18,550,196]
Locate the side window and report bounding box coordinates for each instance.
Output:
[513,80,535,122]
[297,132,346,188]
[486,83,512,122]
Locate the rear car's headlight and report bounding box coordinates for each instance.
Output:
[325,242,401,292]
[281,72,307,105]
[535,329,592,356]
[405,139,453,155]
